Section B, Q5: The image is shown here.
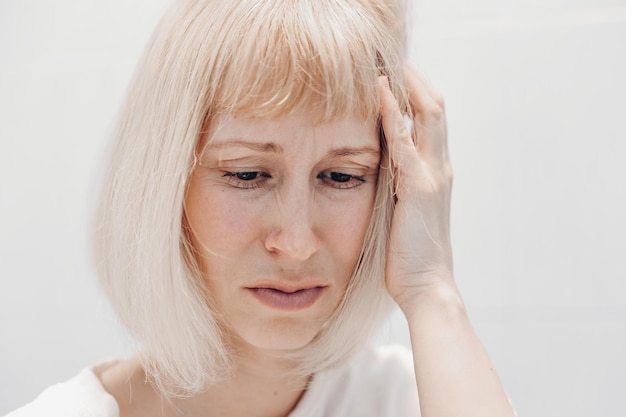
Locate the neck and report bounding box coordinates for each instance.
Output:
[174,346,310,417]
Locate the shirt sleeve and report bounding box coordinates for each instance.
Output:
[4,368,119,417]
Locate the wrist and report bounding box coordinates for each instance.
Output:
[397,281,467,321]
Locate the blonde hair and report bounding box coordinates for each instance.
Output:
[94,0,411,395]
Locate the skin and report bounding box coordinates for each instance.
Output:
[185,113,380,353]
[98,66,515,417]
[380,66,515,416]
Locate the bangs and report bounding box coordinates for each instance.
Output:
[98,0,409,395]
[202,0,401,122]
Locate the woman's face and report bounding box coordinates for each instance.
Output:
[185,112,380,351]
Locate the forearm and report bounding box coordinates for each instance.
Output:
[402,284,515,417]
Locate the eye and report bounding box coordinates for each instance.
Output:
[223,171,270,189]
[231,172,260,181]
[329,172,352,183]
[318,171,366,189]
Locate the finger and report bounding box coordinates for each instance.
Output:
[379,76,420,198]
[404,64,449,167]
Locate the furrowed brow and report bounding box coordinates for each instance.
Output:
[328,146,380,158]
[207,140,283,153]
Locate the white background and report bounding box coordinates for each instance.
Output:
[1,1,625,415]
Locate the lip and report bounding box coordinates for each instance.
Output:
[246,283,327,311]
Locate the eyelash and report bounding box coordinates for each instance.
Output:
[223,171,270,189]
[222,171,366,190]
[318,171,366,189]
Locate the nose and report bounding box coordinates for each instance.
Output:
[264,188,321,261]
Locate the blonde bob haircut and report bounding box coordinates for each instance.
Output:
[95,0,412,395]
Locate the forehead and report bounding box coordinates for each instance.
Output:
[202,113,381,155]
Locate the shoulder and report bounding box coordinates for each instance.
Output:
[5,361,120,417]
[342,344,418,401]
[96,356,164,417]
[291,344,420,417]
[339,343,417,392]
[347,343,415,377]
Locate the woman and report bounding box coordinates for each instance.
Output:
[8,0,515,416]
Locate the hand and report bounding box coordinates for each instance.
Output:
[379,64,456,314]
[381,72,516,415]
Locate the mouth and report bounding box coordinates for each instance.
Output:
[246,284,327,311]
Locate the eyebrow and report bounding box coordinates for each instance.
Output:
[207,140,379,158]
[208,140,283,153]
[328,146,380,158]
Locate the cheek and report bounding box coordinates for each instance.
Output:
[320,194,375,266]
[186,188,260,259]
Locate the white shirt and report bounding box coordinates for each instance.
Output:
[7,344,420,417]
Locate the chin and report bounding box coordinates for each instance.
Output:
[235,317,324,351]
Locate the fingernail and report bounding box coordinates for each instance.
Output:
[403,114,414,132]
